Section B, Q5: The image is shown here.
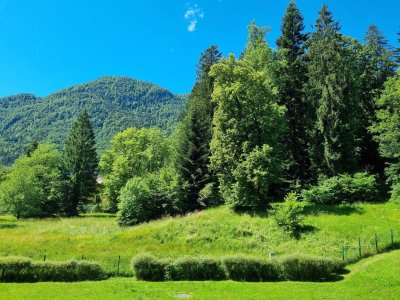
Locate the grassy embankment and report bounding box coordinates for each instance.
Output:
[0,203,399,274]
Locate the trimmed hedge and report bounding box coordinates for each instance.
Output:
[165,256,226,281]
[132,253,345,282]
[0,257,107,282]
[302,172,378,204]
[222,255,280,282]
[132,253,169,281]
[280,254,344,281]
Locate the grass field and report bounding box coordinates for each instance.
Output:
[0,249,399,299]
[1,203,400,274]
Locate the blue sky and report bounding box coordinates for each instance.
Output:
[0,0,398,97]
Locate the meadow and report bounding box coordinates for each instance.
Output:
[0,203,399,274]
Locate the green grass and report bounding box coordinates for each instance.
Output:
[1,249,399,299]
[1,203,400,274]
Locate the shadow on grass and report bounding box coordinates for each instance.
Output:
[0,223,18,229]
[303,204,364,216]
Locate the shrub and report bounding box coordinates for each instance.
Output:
[273,192,305,235]
[0,256,32,282]
[0,257,106,282]
[132,253,169,281]
[165,256,226,281]
[117,170,178,226]
[390,183,400,204]
[279,254,344,281]
[302,172,378,204]
[222,255,280,282]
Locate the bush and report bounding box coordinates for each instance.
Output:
[390,183,400,204]
[165,256,226,281]
[273,192,305,235]
[222,255,279,282]
[279,254,344,281]
[0,257,106,282]
[132,253,344,282]
[117,170,178,226]
[302,172,378,204]
[132,253,169,281]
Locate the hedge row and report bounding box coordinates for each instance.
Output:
[132,253,345,282]
[0,256,107,282]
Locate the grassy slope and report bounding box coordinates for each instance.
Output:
[1,203,400,274]
[0,249,399,299]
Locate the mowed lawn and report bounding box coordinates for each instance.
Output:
[0,249,399,299]
[0,203,400,274]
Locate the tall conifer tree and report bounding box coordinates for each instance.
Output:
[175,46,222,212]
[359,25,396,173]
[62,109,98,215]
[276,1,310,184]
[306,5,362,177]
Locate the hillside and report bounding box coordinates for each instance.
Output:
[0,203,399,274]
[0,76,187,165]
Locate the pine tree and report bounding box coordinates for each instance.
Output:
[306,5,362,177]
[62,109,98,215]
[276,1,310,184]
[359,25,396,173]
[175,46,222,212]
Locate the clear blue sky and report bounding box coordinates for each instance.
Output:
[0,0,398,97]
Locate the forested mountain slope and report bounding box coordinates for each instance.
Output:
[0,76,186,164]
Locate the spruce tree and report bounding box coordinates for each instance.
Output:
[175,46,221,212]
[359,25,396,173]
[306,5,362,177]
[276,1,310,184]
[62,109,98,215]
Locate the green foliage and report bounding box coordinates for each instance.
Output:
[279,254,344,281]
[62,109,98,216]
[100,127,173,212]
[232,145,280,209]
[0,257,106,282]
[0,144,61,218]
[358,25,396,173]
[275,1,311,184]
[0,77,186,165]
[117,168,178,226]
[210,24,286,210]
[2,251,400,299]
[222,255,279,282]
[273,192,305,235]
[305,5,362,177]
[302,173,379,204]
[371,72,400,201]
[175,46,222,212]
[165,256,226,281]
[0,203,399,274]
[131,253,169,281]
[132,253,343,282]
[0,165,10,184]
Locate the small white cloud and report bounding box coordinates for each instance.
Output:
[184,4,204,32]
[188,20,197,32]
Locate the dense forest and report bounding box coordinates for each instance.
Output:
[0,76,186,165]
[1,2,400,232]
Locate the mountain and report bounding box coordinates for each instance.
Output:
[0,76,187,165]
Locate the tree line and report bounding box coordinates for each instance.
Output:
[1,2,399,224]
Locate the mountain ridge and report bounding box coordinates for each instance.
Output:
[0,76,187,165]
